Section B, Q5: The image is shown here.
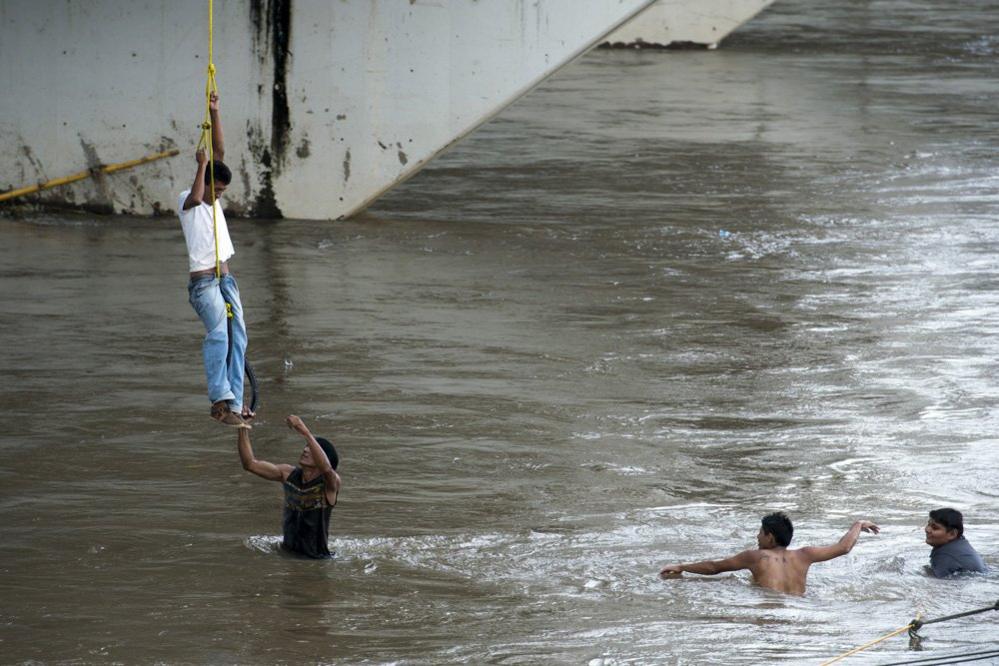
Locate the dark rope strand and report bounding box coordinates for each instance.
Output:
[879,648,999,666]
[915,600,999,628]
[827,600,999,664]
[880,649,999,666]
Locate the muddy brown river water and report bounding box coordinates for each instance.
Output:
[2,1,998,663]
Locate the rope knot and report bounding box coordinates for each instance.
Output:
[208,63,216,75]
[907,622,924,651]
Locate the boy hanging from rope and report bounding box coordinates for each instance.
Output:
[178,91,252,428]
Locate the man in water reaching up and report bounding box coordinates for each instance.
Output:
[659,512,880,595]
[237,415,342,558]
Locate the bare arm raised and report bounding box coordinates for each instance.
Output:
[208,91,224,161]
[182,148,209,210]
[286,415,341,506]
[799,520,880,563]
[237,428,294,482]
[183,93,224,210]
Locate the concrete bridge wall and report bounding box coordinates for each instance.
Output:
[1,0,771,220]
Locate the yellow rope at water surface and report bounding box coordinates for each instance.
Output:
[819,619,918,665]
[195,0,222,282]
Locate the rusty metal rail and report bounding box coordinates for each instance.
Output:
[0,148,179,203]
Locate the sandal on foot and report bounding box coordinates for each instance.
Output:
[211,402,250,429]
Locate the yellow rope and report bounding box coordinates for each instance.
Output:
[195,0,220,280]
[194,0,232,319]
[819,622,915,665]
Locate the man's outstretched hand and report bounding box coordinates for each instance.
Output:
[286,414,307,433]
[857,520,880,534]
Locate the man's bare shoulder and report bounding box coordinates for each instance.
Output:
[754,547,809,566]
[772,548,824,573]
[733,548,767,564]
[709,548,766,574]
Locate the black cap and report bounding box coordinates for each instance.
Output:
[315,437,339,470]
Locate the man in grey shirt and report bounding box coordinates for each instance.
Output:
[925,508,988,577]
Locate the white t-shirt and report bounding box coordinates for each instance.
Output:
[178,189,235,272]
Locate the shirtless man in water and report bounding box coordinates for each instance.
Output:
[659,512,880,595]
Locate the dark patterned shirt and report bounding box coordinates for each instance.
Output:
[282,468,333,559]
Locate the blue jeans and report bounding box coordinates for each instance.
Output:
[188,273,247,411]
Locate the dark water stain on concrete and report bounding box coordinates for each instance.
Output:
[238,154,253,208]
[598,39,715,50]
[78,137,114,211]
[296,137,310,159]
[269,0,292,169]
[248,0,292,219]
[21,144,47,181]
[246,124,282,219]
[250,0,293,167]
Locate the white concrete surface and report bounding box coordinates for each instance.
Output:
[605,0,775,48]
[0,0,658,220]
